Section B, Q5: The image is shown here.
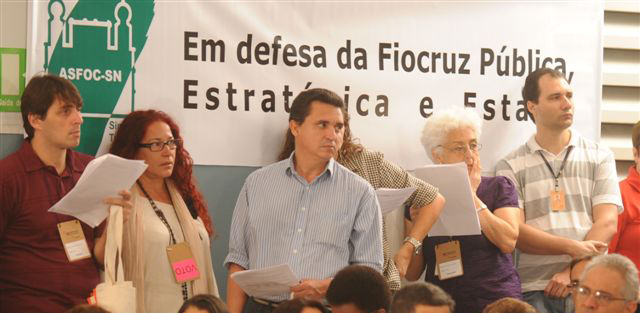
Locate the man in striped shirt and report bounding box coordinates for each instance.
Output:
[225,88,383,313]
[495,68,622,313]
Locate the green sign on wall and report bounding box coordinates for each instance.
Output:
[0,48,26,112]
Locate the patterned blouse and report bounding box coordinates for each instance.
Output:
[339,148,439,290]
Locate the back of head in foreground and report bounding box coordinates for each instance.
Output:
[481,297,537,313]
[64,304,111,313]
[326,265,391,313]
[391,282,455,313]
[273,298,329,313]
[178,294,229,313]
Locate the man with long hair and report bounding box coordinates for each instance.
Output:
[225,88,383,313]
[277,90,445,292]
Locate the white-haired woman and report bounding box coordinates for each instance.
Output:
[405,108,522,313]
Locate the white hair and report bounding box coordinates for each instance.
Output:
[421,107,483,162]
[581,254,639,301]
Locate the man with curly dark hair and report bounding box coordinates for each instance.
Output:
[327,265,391,313]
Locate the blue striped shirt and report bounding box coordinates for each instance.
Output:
[224,154,383,301]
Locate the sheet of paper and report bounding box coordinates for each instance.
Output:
[230,264,299,298]
[376,187,417,215]
[49,154,148,227]
[413,162,481,237]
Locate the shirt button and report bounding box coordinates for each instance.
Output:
[297,228,302,233]
[301,207,306,211]
[293,249,298,254]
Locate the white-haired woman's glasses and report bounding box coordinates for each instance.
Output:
[436,143,483,157]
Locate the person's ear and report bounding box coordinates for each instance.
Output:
[624,301,637,313]
[431,147,443,164]
[28,113,44,131]
[290,120,300,137]
[527,100,537,117]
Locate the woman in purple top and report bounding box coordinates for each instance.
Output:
[405,108,522,313]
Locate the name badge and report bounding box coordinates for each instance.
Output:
[550,190,566,212]
[435,240,463,280]
[57,220,91,262]
[167,242,200,283]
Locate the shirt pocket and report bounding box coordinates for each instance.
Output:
[306,202,358,251]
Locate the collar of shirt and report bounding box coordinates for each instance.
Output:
[285,151,336,183]
[19,140,83,177]
[526,128,578,156]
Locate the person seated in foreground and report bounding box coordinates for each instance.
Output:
[391,281,455,313]
[481,298,538,313]
[573,254,638,313]
[326,265,391,313]
[178,294,229,313]
[273,299,329,313]
[64,304,112,313]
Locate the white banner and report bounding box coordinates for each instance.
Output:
[27,1,603,171]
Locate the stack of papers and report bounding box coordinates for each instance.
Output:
[49,154,148,227]
[230,264,299,298]
[413,162,481,237]
[375,187,417,215]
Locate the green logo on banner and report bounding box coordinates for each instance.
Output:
[44,0,154,155]
[0,48,26,112]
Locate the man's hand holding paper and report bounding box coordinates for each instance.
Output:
[48,154,147,227]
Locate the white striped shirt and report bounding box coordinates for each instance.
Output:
[224,154,383,301]
[495,130,622,292]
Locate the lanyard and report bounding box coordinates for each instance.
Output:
[137,181,180,245]
[136,180,189,301]
[538,146,574,191]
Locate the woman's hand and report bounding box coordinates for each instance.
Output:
[468,155,482,193]
[104,190,133,223]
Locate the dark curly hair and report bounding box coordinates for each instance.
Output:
[326,265,390,312]
[109,109,213,236]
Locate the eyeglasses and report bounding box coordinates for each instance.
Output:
[575,286,628,306]
[138,138,182,152]
[567,280,579,289]
[437,143,482,156]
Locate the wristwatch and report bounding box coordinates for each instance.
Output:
[403,236,423,255]
[476,202,488,213]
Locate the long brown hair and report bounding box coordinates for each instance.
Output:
[109,110,214,236]
[276,88,362,161]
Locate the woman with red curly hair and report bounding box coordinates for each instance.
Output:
[110,110,218,313]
